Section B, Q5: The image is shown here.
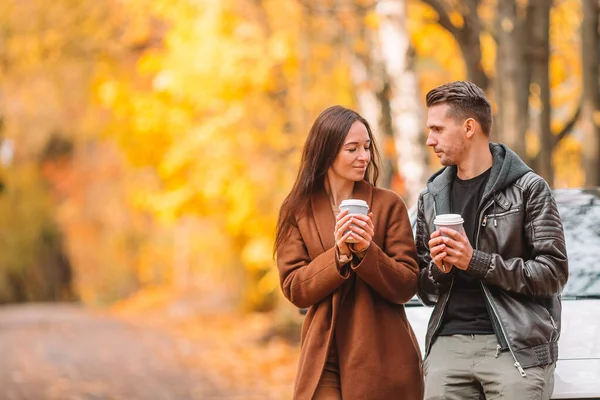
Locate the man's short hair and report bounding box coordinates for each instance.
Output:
[426,81,493,136]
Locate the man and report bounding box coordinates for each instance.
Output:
[416,81,568,399]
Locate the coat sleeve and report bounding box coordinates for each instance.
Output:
[351,194,419,304]
[277,220,350,308]
[416,192,454,306]
[465,178,569,297]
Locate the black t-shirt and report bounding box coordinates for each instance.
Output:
[438,167,494,336]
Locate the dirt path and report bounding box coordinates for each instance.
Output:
[0,303,224,400]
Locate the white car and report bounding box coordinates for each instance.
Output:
[406,188,600,399]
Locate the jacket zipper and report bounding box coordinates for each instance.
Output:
[481,285,526,377]
[489,208,521,218]
[476,200,527,377]
[542,307,558,330]
[482,208,521,227]
[550,315,557,330]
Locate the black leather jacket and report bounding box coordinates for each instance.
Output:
[416,143,569,376]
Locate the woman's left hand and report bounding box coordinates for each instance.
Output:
[349,212,375,253]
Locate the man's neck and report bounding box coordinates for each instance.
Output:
[325,174,355,207]
[456,141,493,180]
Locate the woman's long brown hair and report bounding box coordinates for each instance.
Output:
[274,105,381,255]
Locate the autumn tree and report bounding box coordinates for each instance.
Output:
[0,0,128,302]
[527,0,552,182]
[416,0,583,186]
[308,0,427,205]
[96,0,364,310]
[581,0,600,187]
[420,0,490,90]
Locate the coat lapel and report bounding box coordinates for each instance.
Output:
[310,180,373,253]
[311,187,336,252]
[353,180,374,209]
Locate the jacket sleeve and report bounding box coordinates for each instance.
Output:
[465,178,569,297]
[351,195,419,304]
[277,220,350,308]
[416,192,454,306]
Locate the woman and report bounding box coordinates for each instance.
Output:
[274,105,423,399]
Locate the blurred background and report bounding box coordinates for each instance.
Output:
[0,0,597,398]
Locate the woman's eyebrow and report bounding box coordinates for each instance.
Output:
[343,140,371,146]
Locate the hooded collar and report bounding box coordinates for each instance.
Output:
[310,180,373,252]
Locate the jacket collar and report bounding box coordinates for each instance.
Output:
[425,142,532,215]
[310,180,373,252]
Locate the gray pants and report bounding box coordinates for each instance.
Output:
[424,335,555,400]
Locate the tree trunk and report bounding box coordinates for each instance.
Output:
[349,56,399,189]
[528,0,553,184]
[494,0,528,158]
[456,0,490,91]
[421,0,490,91]
[581,0,600,187]
[342,2,395,188]
[376,0,428,207]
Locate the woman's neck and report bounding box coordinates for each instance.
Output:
[325,174,355,207]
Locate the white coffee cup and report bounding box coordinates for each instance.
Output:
[339,199,369,243]
[433,214,464,237]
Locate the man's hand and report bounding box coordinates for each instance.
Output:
[436,227,473,271]
[428,231,452,273]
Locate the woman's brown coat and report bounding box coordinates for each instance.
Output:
[277,181,424,399]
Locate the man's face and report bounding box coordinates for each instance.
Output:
[426,104,467,166]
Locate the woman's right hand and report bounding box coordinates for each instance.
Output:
[335,209,354,257]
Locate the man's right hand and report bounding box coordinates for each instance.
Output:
[429,231,452,273]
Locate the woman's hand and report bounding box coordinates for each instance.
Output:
[348,212,375,253]
[335,209,354,256]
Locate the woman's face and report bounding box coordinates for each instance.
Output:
[329,121,371,182]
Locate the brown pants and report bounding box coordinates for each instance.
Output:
[313,345,342,400]
[424,335,555,400]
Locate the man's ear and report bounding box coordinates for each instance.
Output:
[464,118,476,139]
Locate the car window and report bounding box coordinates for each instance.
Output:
[556,191,600,297]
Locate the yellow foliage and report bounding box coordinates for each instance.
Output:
[41,0,585,310]
[449,11,464,28]
[364,10,380,30]
[480,32,496,78]
[554,137,585,188]
[93,0,355,311]
[408,2,466,94]
[257,267,280,296]
[241,238,275,272]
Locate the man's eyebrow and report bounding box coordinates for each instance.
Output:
[427,124,442,130]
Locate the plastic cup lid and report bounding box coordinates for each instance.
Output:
[433,213,464,225]
[339,199,369,208]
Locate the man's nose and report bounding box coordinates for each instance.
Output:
[426,133,436,147]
